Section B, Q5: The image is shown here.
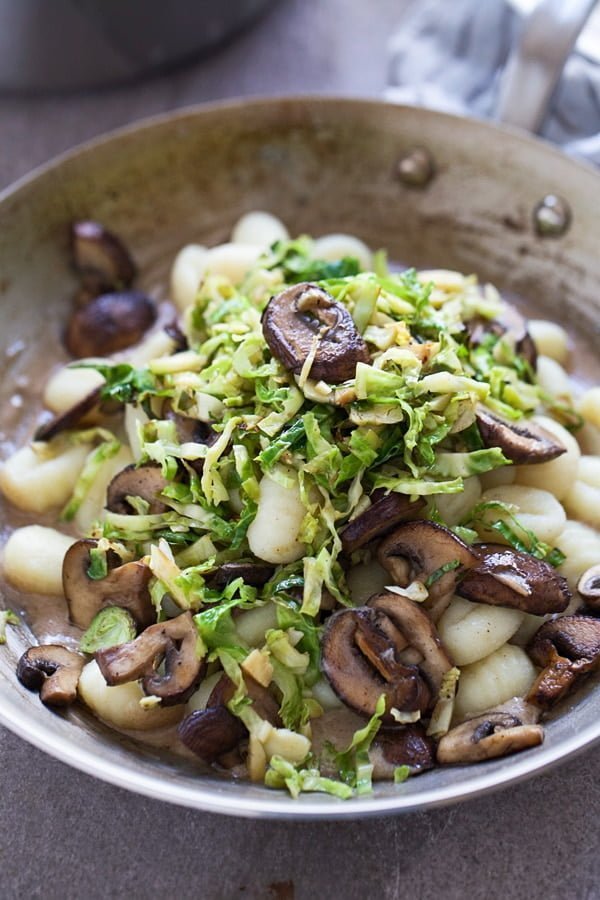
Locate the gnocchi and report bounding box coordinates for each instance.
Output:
[515,416,580,501]
[3,526,76,595]
[0,441,91,513]
[437,596,524,666]
[454,645,538,720]
[476,484,566,545]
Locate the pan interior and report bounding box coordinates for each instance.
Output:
[1,97,599,817]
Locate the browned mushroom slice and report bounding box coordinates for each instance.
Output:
[474,406,565,464]
[96,612,205,706]
[377,521,479,606]
[62,539,154,629]
[177,706,247,763]
[106,464,169,515]
[371,724,436,776]
[65,291,156,358]
[321,608,424,721]
[17,645,85,707]
[208,673,281,726]
[210,561,275,588]
[457,546,571,615]
[467,303,537,370]
[367,592,453,697]
[437,698,543,764]
[527,615,600,709]
[35,386,103,441]
[262,282,370,382]
[340,491,426,554]
[71,221,136,290]
[578,565,600,609]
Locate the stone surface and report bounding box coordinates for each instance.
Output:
[1,1,600,898]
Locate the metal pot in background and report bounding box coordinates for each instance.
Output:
[0,0,278,92]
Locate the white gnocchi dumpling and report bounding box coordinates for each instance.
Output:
[479,465,516,491]
[476,483,566,545]
[312,234,373,271]
[578,387,600,430]
[437,596,524,666]
[346,558,390,606]
[535,355,573,401]
[203,242,263,285]
[2,526,76,595]
[0,441,91,513]
[528,319,569,364]
[563,456,600,529]
[78,660,182,731]
[556,519,600,595]
[170,244,208,312]
[43,363,105,414]
[454,644,538,720]
[515,416,580,501]
[435,476,481,526]
[231,211,289,247]
[247,469,307,564]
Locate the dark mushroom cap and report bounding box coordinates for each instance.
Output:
[17,644,85,707]
[208,673,281,726]
[177,707,247,763]
[527,615,600,709]
[35,386,103,442]
[367,592,453,697]
[65,291,156,358]
[321,607,429,721]
[96,611,205,706]
[458,546,571,615]
[437,698,543,764]
[372,724,436,776]
[577,565,600,609]
[262,282,371,382]
[377,520,479,604]
[71,221,136,290]
[62,539,154,629]
[340,491,426,554]
[474,406,565,464]
[106,463,169,515]
[210,561,275,589]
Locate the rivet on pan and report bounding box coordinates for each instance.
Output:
[533,195,571,237]
[396,148,435,188]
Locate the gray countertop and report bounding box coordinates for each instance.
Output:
[1,2,599,898]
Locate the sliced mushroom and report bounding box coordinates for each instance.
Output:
[527,615,600,709]
[377,521,479,609]
[96,611,205,706]
[208,673,281,726]
[367,592,453,698]
[210,561,275,589]
[105,463,169,515]
[62,539,154,629]
[177,706,246,763]
[65,291,156,358]
[578,565,600,609]
[340,491,425,554]
[475,406,565,464]
[437,698,543,764]
[262,282,370,382]
[458,546,571,615]
[321,607,428,721]
[35,386,102,441]
[17,645,85,706]
[371,725,436,776]
[71,221,136,290]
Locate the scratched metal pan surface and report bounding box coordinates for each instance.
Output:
[1,97,600,818]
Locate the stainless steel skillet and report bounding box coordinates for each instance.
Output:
[0,7,600,820]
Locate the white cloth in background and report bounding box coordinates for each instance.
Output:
[386,0,600,164]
